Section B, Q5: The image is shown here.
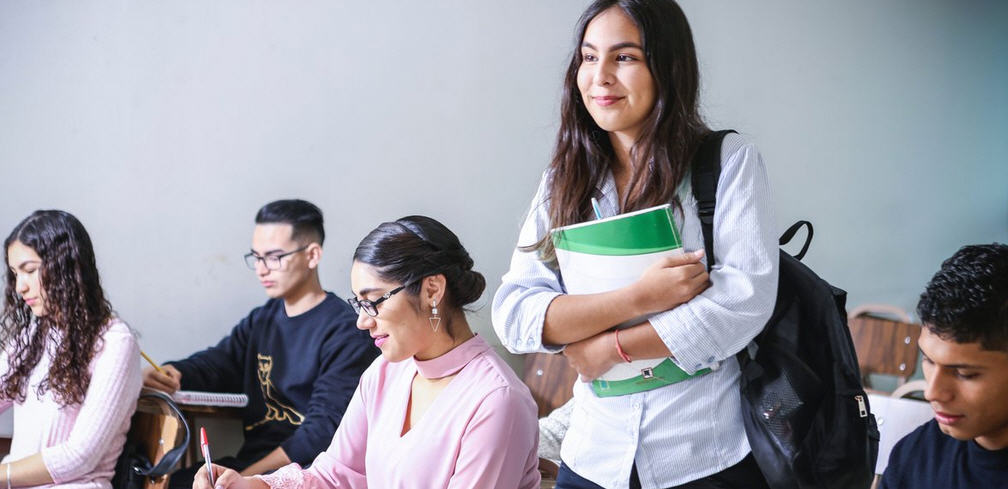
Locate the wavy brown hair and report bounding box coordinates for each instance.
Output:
[527,0,709,259]
[2,210,114,406]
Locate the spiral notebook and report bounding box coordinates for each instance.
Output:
[172,390,249,408]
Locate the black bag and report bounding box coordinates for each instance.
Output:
[113,390,191,489]
[691,130,879,489]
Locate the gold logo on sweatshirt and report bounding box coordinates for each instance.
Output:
[246,354,305,430]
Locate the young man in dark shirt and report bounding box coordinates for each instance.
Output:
[142,199,379,487]
[880,243,1008,489]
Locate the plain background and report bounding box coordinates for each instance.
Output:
[1,1,1006,440]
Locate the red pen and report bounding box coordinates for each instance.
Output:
[200,427,215,486]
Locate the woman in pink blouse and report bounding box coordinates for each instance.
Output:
[198,215,540,489]
[0,210,142,489]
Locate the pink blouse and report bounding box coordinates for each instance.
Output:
[258,334,540,489]
[0,319,143,489]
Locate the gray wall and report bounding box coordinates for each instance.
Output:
[1,0,1006,373]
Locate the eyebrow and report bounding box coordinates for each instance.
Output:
[14,260,41,269]
[919,348,987,370]
[355,287,386,298]
[581,41,644,51]
[249,248,287,256]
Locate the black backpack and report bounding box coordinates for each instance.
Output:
[113,390,190,489]
[691,130,879,489]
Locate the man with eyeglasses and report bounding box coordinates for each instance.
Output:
[142,199,379,488]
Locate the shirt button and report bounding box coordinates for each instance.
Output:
[707,356,715,363]
[695,363,703,369]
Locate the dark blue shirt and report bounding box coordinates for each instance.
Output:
[169,292,379,465]
[880,419,1008,489]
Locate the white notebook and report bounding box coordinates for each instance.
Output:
[172,390,249,408]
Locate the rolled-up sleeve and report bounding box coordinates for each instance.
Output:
[492,174,565,354]
[650,141,779,374]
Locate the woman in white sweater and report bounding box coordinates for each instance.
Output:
[0,210,142,489]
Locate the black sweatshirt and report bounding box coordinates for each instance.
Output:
[880,419,1008,489]
[168,293,379,465]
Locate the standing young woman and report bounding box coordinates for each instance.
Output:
[492,1,779,488]
[198,215,540,489]
[0,210,142,489]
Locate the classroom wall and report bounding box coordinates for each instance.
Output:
[1,0,1005,376]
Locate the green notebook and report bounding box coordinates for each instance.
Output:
[552,204,709,397]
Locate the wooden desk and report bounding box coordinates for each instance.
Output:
[177,404,243,467]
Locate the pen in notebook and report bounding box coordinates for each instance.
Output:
[201,427,215,486]
[590,197,603,220]
[140,350,164,373]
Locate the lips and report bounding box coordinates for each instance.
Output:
[372,335,389,348]
[261,281,276,288]
[934,411,964,425]
[23,297,37,306]
[592,95,623,107]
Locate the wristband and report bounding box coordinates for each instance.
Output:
[614,329,632,363]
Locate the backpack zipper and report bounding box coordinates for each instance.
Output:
[855,395,868,418]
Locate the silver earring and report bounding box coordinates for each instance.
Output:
[429,300,440,332]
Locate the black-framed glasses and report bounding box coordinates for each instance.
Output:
[243,245,309,271]
[347,284,409,317]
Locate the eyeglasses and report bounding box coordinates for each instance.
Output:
[347,284,409,317]
[243,245,309,271]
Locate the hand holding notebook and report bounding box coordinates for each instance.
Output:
[552,204,711,397]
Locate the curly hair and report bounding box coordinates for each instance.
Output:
[2,210,114,406]
[917,243,1008,351]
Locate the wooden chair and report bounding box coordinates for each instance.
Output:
[125,391,189,489]
[848,305,922,392]
[521,353,578,489]
[522,352,579,418]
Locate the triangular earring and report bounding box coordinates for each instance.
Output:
[429,300,440,332]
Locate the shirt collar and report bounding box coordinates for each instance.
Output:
[413,334,488,379]
[968,438,1008,470]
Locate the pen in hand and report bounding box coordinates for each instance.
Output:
[201,427,215,486]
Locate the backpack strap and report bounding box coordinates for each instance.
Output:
[134,390,191,478]
[779,220,813,261]
[690,130,736,271]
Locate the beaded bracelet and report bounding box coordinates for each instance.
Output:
[614,329,632,363]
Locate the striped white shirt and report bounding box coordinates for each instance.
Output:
[492,133,779,489]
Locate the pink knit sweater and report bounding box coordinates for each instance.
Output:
[1,319,142,489]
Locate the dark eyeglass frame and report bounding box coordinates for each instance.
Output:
[243,244,309,271]
[347,282,413,317]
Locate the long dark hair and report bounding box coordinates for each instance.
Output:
[1,210,115,406]
[531,0,709,257]
[353,216,485,337]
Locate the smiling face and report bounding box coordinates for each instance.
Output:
[576,6,657,144]
[919,327,1008,450]
[249,223,318,299]
[350,261,437,363]
[6,240,46,316]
